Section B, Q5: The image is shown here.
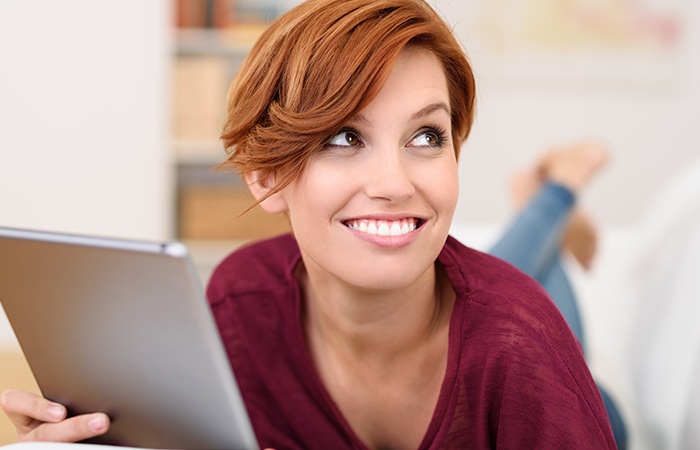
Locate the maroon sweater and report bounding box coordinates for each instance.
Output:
[207,234,616,449]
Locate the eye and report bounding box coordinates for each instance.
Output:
[327,129,362,147]
[408,127,448,148]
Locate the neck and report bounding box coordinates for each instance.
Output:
[298,262,453,363]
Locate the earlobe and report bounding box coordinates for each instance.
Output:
[244,171,289,214]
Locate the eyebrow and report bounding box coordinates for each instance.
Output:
[352,101,451,127]
[411,102,451,121]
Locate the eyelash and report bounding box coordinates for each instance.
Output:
[417,124,449,148]
[324,125,449,149]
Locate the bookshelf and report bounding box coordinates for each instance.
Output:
[172,0,293,241]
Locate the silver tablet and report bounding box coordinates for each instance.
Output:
[0,226,258,450]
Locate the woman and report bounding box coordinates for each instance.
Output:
[1,0,615,448]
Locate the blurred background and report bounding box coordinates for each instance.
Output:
[1,0,698,448]
[1,0,696,241]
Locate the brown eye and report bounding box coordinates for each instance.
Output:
[345,132,359,146]
[327,129,362,147]
[409,128,446,148]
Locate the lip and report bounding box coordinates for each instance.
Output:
[340,214,427,248]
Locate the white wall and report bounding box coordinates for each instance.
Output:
[0,0,172,348]
[0,0,172,241]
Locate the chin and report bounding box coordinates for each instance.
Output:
[338,260,438,293]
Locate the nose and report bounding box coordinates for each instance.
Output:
[363,147,416,202]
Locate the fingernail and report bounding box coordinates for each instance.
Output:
[89,414,107,432]
[47,404,65,420]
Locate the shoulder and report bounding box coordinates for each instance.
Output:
[442,235,575,354]
[205,233,301,354]
[440,235,550,308]
[440,237,615,446]
[206,233,300,306]
[441,235,590,399]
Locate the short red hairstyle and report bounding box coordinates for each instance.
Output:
[219,0,476,198]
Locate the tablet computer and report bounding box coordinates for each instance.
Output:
[0,226,258,450]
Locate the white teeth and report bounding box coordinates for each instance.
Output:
[367,222,378,235]
[389,222,401,236]
[346,219,418,237]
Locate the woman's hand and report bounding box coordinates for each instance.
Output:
[0,389,110,442]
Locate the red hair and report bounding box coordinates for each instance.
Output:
[219,0,476,198]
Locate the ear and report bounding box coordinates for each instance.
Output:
[244,171,289,214]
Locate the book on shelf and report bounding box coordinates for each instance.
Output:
[178,185,291,240]
[175,0,286,29]
[173,55,230,143]
[176,0,232,29]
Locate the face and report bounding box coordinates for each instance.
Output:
[269,47,459,293]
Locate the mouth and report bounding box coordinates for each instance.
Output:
[342,217,425,237]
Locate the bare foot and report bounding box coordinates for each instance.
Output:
[509,168,542,209]
[563,210,599,270]
[541,141,610,193]
[508,140,610,270]
[509,171,600,270]
[541,141,608,269]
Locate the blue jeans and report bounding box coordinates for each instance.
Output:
[489,182,627,449]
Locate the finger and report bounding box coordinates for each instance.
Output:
[1,389,66,431]
[28,412,110,443]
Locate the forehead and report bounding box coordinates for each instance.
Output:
[353,47,450,122]
[388,47,447,98]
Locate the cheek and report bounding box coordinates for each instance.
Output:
[447,170,460,207]
[284,164,353,227]
[439,178,459,221]
[417,159,459,212]
[302,164,342,193]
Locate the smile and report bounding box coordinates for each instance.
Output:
[343,218,422,237]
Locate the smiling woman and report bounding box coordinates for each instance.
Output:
[0,0,617,449]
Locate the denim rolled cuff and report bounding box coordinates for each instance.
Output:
[539,181,576,211]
